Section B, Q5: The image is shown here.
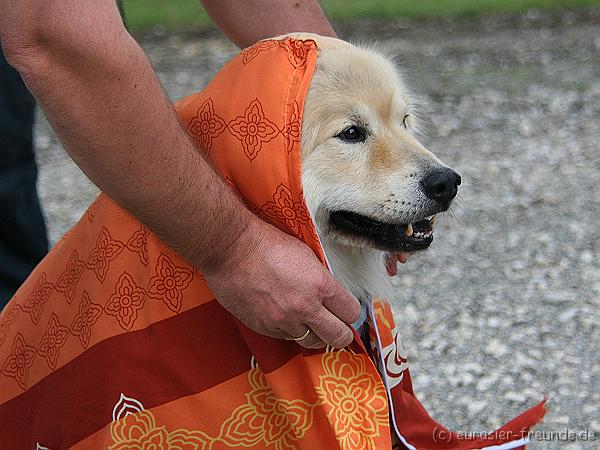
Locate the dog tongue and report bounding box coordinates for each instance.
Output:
[385,252,411,276]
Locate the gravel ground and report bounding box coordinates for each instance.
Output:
[35,9,599,449]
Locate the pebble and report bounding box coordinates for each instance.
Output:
[485,339,509,357]
[467,400,488,416]
[476,374,500,392]
[505,391,527,403]
[558,308,578,323]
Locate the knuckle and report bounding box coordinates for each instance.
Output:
[292,298,320,319]
[315,271,335,301]
[266,308,287,326]
[290,298,309,315]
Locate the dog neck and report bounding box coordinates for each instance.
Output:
[320,239,396,330]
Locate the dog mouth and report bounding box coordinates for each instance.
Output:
[328,210,436,252]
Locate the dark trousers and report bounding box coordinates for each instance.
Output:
[0,46,49,308]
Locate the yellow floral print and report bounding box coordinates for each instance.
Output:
[316,350,389,450]
[110,350,388,449]
[218,368,315,449]
[109,408,210,449]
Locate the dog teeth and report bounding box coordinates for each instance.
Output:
[413,231,432,239]
[430,216,436,225]
[405,223,414,237]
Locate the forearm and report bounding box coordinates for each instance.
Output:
[200,0,337,48]
[1,0,252,269]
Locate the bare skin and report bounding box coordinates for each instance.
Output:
[0,0,359,348]
[201,0,337,48]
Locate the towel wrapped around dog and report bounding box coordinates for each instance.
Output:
[0,37,545,449]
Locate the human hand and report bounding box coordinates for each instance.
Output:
[202,218,360,349]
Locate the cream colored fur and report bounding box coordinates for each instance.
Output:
[282,34,452,323]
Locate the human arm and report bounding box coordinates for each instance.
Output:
[200,0,337,48]
[0,0,358,348]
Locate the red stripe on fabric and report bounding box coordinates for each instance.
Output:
[0,301,253,449]
[234,320,367,375]
[390,384,547,449]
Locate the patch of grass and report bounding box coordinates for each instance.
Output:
[123,0,210,30]
[322,0,600,20]
[123,0,600,31]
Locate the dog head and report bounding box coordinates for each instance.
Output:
[299,36,460,254]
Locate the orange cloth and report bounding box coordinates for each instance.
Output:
[0,38,544,450]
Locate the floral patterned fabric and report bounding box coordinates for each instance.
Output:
[0,37,545,449]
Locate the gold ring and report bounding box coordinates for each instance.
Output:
[290,329,311,341]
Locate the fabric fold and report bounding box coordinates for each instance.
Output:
[0,37,544,449]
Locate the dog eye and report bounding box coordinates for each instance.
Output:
[337,126,366,143]
[403,114,410,128]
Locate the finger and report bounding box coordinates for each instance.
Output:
[256,327,290,340]
[295,331,326,349]
[277,325,325,349]
[249,319,298,341]
[318,273,361,325]
[305,307,355,349]
[281,325,311,341]
[300,336,326,349]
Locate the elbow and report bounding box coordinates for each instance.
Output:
[2,24,55,81]
[1,4,63,75]
[2,41,44,80]
[2,7,127,82]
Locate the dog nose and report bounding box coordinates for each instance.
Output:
[420,168,461,206]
